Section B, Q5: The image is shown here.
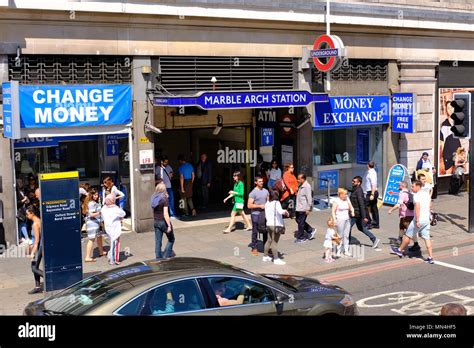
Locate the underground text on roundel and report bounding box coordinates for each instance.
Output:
[18,322,56,342]
[19,84,132,128]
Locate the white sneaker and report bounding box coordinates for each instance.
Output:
[273,258,286,265]
[262,256,272,262]
[344,251,352,257]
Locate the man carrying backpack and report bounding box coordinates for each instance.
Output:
[388,181,415,245]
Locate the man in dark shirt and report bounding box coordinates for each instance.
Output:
[196,153,212,209]
[349,176,380,252]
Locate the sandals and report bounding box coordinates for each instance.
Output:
[85,258,96,263]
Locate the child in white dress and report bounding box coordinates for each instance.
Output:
[323,218,342,263]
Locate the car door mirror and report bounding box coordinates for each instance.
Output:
[275,293,288,315]
[275,294,287,304]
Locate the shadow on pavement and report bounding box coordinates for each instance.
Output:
[437,213,469,233]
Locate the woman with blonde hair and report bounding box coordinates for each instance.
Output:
[151,181,175,259]
[332,188,355,257]
[82,189,106,262]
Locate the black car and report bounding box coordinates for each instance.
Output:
[24,257,358,316]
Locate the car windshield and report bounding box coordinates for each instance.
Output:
[41,272,135,315]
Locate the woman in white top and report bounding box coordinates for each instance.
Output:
[101,192,126,265]
[267,160,282,189]
[82,189,106,262]
[331,188,355,257]
[263,191,288,265]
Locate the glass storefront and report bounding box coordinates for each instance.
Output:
[313,125,384,194]
[15,135,130,189]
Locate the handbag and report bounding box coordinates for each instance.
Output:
[274,201,286,235]
[235,202,244,210]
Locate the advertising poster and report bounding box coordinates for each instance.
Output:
[438,88,473,177]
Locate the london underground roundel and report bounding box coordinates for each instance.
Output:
[311,34,346,73]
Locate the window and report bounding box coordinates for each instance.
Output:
[14,140,99,180]
[116,293,148,316]
[313,129,350,165]
[356,129,370,164]
[207,277,275,307]
[148,279,205,315]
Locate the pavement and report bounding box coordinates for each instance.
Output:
[0,192,472,315]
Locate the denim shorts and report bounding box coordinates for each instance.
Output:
[405,220,431,240]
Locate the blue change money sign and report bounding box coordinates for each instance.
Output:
[392,93,416,133]
[19,84,132,129]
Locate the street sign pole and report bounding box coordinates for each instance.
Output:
[470,94,474,233]
[325,0,331,92]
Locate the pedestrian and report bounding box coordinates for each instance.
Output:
[79,184,89,228]
[417,173,433,197]
[178,154,197,217]
[388,181,415,245]
[349,176,380,250]
[151,182,175,259]
[323,217,341,263]
[440,303,467,316]
[101,193,126,265]
[102,176,125,204]
[363,161,380,229]
[16,179,30,245]
[26,206,43,294]
[156,156,176,218]
[247,176,269,256]
[416,152,436,187]
[223,171,252,233]
[410,172,436,253]
[256,154,269,188]
[24,174,38,204]
[332,188,355,257]
[391,180,434,264]
[196,153,212,210]
[263,191,288,265]
[267,160,282,190]
[280,163,298,219]
[294,173,316,243]
[83,189,106,262]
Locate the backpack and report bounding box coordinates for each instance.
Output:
[406,192,415,211]
[257,211,267,235]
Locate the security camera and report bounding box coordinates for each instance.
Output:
[144,122,162,134]
[296,113,312,129]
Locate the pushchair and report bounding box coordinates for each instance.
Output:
[430,210,438,226]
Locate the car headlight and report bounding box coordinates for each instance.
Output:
[339,294,355,307]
